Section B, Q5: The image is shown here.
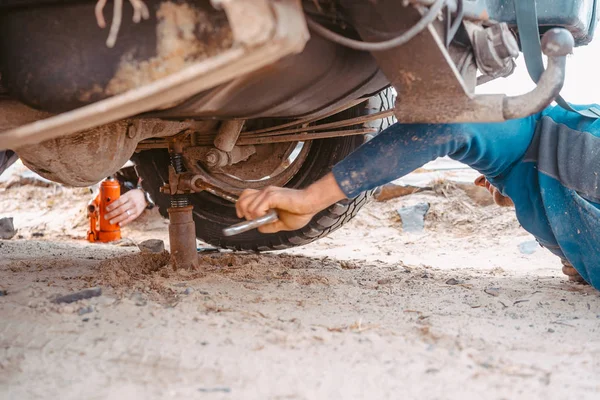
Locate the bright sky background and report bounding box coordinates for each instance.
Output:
[477,36,600,104]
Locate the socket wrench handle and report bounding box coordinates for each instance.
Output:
[222,209,279,237]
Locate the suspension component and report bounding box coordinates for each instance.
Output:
[213,119,245,152]
[167,206,198,270]
[164,144,199,269]
[202,145,256,168]
[169,151,189,208]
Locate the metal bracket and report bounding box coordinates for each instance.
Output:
[0,0,309,150]
[343,0,573,123]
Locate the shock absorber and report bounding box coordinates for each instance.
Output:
[169,152,189,208]
[166,147,199,270]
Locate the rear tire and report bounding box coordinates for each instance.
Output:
[135,88,395,251]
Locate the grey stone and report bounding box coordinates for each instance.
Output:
[52,287,102,304]
[484,287,500,297]
[138,239,165,254]
[78,306,94,315]
[518,240,539,255]
[397,203,430,232]
[0,217,16,240]
[130,292,147,306]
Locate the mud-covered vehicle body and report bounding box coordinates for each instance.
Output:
[0,0,597,250]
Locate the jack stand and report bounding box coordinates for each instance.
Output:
[167,205,199,270]
[161,153,280,266]
[163,145,200,270]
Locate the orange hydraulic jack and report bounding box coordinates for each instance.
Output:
[87,177,121,243]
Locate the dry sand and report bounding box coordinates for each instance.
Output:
[1,177,599,400]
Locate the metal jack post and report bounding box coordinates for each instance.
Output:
[163,142,199,270]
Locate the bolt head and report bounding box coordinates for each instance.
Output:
[205,151,219,166]
[490,23,519,59]
[126,124,138,139]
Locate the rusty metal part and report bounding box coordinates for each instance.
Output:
[472,23,518,79]
[236,128,376,145]
[179,109,390,146]
[15,119,193,186]
[165,147,197,270]
[189,175,239,203]
[161,169,239,203]
[214,119,245,152]
[203,145,256,168]
[133,98,379,150]
[167,206,199,270]
[202,142,311,189]
[240,109,395,138]
[502,28,574,120]
[211,0,275,46]
[459,0,597,46]
[0,99,53,132]
[0,0,309,150]
[239,98,369,135]
[342,0,573,123]
[561,260,587,284]
[222,209,279,236]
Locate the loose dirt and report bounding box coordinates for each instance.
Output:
[1,171,599,399]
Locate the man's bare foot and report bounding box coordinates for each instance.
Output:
[474,175,514,207]
[561,259,588,284]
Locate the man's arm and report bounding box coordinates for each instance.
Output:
[332,116,539,198]
[237,114,540,233]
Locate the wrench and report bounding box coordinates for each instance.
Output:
[185,174,280,237]
[222,209,279,237]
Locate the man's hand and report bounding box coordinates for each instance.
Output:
[235,173,347,234]
[104,189,147,226]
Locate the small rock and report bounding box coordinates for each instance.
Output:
[130,292,147,306]
[61,305,75,314]
[31,232,44,238]
[78,306,94,315]
[0,217,16,240]
[53,287,102,304]
[82,318,90,322]
[115,238,137,247]
[197,247,219,253]
[547,328,555,333]
[0,289,7,296]
[138,239,165,254]
[377,278,392,285]
[484,287,500,297]
[397,203,430,232]
[183,288,193,295]
[518,240,539,255]
[445,278,461,285]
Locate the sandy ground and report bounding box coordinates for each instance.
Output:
[1,166,600,400]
